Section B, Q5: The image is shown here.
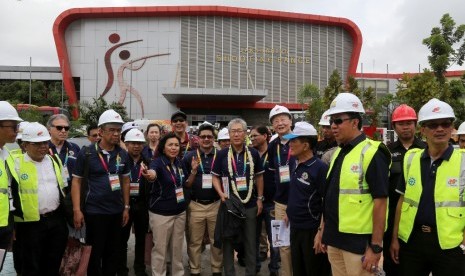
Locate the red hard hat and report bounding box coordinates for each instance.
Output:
[392,104,417,122]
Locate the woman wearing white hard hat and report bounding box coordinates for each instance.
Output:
[282,122,331,276]
[14,122,69,275]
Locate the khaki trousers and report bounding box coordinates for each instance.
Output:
[274,201,292,276]
[327,246,374,276]
[149,211,186,276]
[187,201,223,273]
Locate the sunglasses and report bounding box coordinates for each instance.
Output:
[53,125,70,131]
[329,118,352,125]
[199,135,214,140]
[172,119,185,123]
[424,121,452,129]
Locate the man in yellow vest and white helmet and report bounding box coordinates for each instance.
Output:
[0,101,23,272]
[14,122,68,275]
[315,93,391,275]
[390,98,465,275]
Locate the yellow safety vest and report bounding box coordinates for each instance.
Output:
[0,148,21,227]
[399,148,465,249]
[328,138,387,234]
[14,154,64,222]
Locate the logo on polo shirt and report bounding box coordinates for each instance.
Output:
[408,177,416,186]
[447,177,458,187]
[21,173,28,180]
[350,164,360,173]
[301,172,308,180]
[69,150,75,156]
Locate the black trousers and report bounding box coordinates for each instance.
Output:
[290,227,331,276]
[383,229,400,276]
[117,200,148,276]
[399,229,465,276]
[16,213,68,276]
[86,213,122,276]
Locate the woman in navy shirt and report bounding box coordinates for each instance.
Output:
[148,132,198,276]
[283,122,331,276]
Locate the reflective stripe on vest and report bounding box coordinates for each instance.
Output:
[399,148,465,249]
[0,159,9,227]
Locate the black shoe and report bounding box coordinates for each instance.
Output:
[238,258,246,267]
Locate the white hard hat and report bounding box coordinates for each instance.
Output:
[98,109,124,127]
[122,122,138,134]
[217,128,230,140]
[269,105,291,123]
[0,101,23,122]
[418,98,455,124]
[283,122,317,139]
[457,121,465,135]
[22,122,51,142]
[16,121,30,140]
[326,93,365,116]
[124,128,146,142]
[318,110,331,126]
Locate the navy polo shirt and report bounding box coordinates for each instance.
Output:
[261,152,276,204]
[268,137,296,204]
[322,133,390,255]
[396,145,454,227]
[73,143,130,215]
[49,140,81,186]
[148,155,188,216]
[142,145,158,161]
[178,132,200,159]
[127,155,150,201]
[287,157,327,230]
[182,148,220,201]
[212,146,264,209]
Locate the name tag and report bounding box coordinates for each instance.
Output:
[236,176,247,191]
[222,177,230,197]
[63,166,70,182]
[130,182,140,196]
[279,166,290,183]
[202,174,213,189]
[175,187,185,203]
[109,174,120,191]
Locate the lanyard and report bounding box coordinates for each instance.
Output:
[184,141,190,156]
[230,147,247,177]
[95,143,120,174]
[276,144,291,166]
[165,163,183,188]
[196,148,216,174]
[49,147,69,166]
[262,152,268,168]
[130,162,143,183]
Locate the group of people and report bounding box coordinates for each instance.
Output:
[0,91,465,276]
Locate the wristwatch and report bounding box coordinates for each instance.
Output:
[257,195,265,201]
[369,243,383,254]
[124,205,130,210]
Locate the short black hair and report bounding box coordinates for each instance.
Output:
[295,136,318,150]
[157,132,180,156]
[146,123,161,134]
[198,123,216,136]
[347,112,363,130]
[251,125,271,142]
[87,124,98,136]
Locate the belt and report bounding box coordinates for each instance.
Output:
[40,209,60,218]
[192,198,218,205]
[415,224,437,233]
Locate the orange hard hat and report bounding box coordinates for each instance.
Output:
[392,104,417,122]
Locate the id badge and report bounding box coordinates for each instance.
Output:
[130,182,140,196]
[222,177,230,197]
[202,174,213,189]
[279,165,290,183]
[236,176,247,191]
[109,174,120,191]
[63,166,70,181]
[175,187,185,203]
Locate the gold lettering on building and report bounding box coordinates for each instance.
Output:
[217,47,309,64]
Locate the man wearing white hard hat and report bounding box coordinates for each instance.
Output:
[72,109,153,275]
[282,122,331,275]
[0,101,23,272]
[14,122,68,275]
[456,121,465,149]
[117,128,152,276]
[267,104,294,276]
[315,110,337,160]
[217,127,231,150]
[317,93,391,275]
[390,98,465,275]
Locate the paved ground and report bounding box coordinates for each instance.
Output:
[1,235,272,276]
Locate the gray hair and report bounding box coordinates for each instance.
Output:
[228,118,247,132]
[46,114,70,129]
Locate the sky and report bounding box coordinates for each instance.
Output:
[1,0,464,74]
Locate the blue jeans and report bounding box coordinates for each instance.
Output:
[256,202,280,273]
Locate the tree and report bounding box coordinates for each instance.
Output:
[361,87,379,126]
[297,83,324,126]
[395,70,442,112]
[79,97,129,127]
[0,80,67,107]
[448,76,465,128]
[423,13,465,83]
[345,75,362,98]
[323,69,344,107]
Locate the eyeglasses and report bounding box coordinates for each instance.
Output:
[172,119,185,123]
[329,118,352,125]
[424,121,453,129]
[29,141,49,147]
[249,134,261,139]
[199,135,214,140]
[0,124,19,131]
[230,129,245,134]
[53,125,70,131]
